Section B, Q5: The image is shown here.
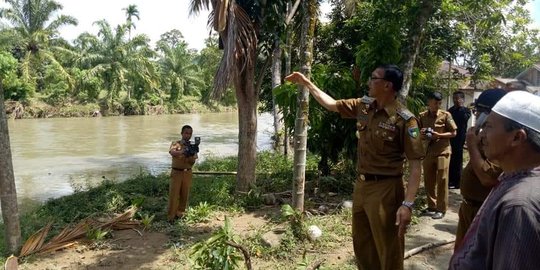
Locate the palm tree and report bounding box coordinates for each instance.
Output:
[0,0,77,91]
[0,51,21,254]
[157,36,203,101]
[190,0,259,192]
[122,4,139,40]
[81,20,157,103]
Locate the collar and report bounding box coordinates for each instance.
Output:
[372,98,399,117]
[428,109,441,117]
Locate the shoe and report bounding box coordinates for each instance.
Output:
[421,208,437,216]
[432,212,445,219]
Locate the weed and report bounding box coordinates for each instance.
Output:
[138,212,155,230]
[184,202,214,224]
[86,227,109,242]
[281,204,307,241]
[190,217,243,269]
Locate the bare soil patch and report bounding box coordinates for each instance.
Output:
[18,190,462,270]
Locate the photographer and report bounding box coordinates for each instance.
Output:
[167,125,199,222]
[419,92,457,219]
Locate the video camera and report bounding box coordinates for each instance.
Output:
[423,127,434,139]
[183,136,201,157]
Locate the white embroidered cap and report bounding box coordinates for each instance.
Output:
[492,90,540,133]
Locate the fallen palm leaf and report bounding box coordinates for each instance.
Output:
[19,222,52,257]
[19,206,140,258]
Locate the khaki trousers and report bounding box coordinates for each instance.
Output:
[454,199,482,250]
[167,170,192,221]
[352,177,405,270]
[423,154,450,212]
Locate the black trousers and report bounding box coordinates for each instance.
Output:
[449,137,465,187]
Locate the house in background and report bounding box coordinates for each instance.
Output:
[515,64,540,95]
[437,61,540,127]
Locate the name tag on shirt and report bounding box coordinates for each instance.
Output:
[378,122,396,132]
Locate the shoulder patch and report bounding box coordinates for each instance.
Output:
[397,107,414,121]
[408,126,419,138]
[360,95,375,104]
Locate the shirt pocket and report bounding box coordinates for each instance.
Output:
[434,119,445,133]
[374,128,398,153]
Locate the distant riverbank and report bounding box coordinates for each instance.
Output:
[4,96,236,119]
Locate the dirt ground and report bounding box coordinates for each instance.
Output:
[17,190,462,270]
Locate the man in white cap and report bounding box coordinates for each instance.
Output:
[449,91,540,269]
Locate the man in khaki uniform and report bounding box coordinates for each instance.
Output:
[286,64,425,270]
[419,92,457,219]
[167,125,198,222]
[454,89,506,250]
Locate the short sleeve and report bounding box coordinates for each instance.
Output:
[446,113,458,132]
[169,141,178,151]
[403,117,425,160]
[481,160,503,179]
[336,98,360,119]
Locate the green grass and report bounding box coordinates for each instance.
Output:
[0,150,364,269]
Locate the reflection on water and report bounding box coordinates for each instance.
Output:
[7,112,273,204]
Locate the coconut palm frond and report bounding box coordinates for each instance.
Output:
[189,0,213,15]
[215,0,229,32]
[19,207,139,258]
[212,1,257,99]
[19,222,53,257]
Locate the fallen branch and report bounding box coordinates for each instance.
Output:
[225,241,252,270]
[404,239,455,259]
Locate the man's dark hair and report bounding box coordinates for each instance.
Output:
[502,118,540,153]
[428,91,444,101]
[377,64,403,92]
[453,91,465,99]
[181,125,193,133]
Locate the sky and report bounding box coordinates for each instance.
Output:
[0,0,538,51]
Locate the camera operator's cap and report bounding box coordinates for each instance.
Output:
[474,88,507,111]
[492,90,540,133]
[428,91,443,101]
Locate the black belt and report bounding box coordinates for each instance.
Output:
[172,168,192,171]
[360,174,402,181]
[463,198,483,208]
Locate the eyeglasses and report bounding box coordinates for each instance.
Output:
[369,76,386,81]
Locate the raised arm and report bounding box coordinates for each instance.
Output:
[285,72,338,112]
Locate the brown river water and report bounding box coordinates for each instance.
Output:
[6,112,273,205]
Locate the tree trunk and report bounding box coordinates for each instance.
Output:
[399,0,439,101]
[292,0,317,211]
[234,63,258,192]
[283,1,294,156]
[271,40,285,153]
[0,79,22,254]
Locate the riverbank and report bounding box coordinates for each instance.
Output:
[4,96,236,119]
[0,152,460,269]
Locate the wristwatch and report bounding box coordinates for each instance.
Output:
[401,201,414,210]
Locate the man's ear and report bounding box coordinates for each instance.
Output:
[511,129,528,146]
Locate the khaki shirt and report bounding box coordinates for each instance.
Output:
[336,97,425,176]
[419,109,457,156]
[460,144,503,202]
[170,140,197,169]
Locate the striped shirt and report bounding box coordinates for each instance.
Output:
[449,166,540,270]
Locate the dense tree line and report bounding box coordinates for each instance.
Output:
[0,0,227,116]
